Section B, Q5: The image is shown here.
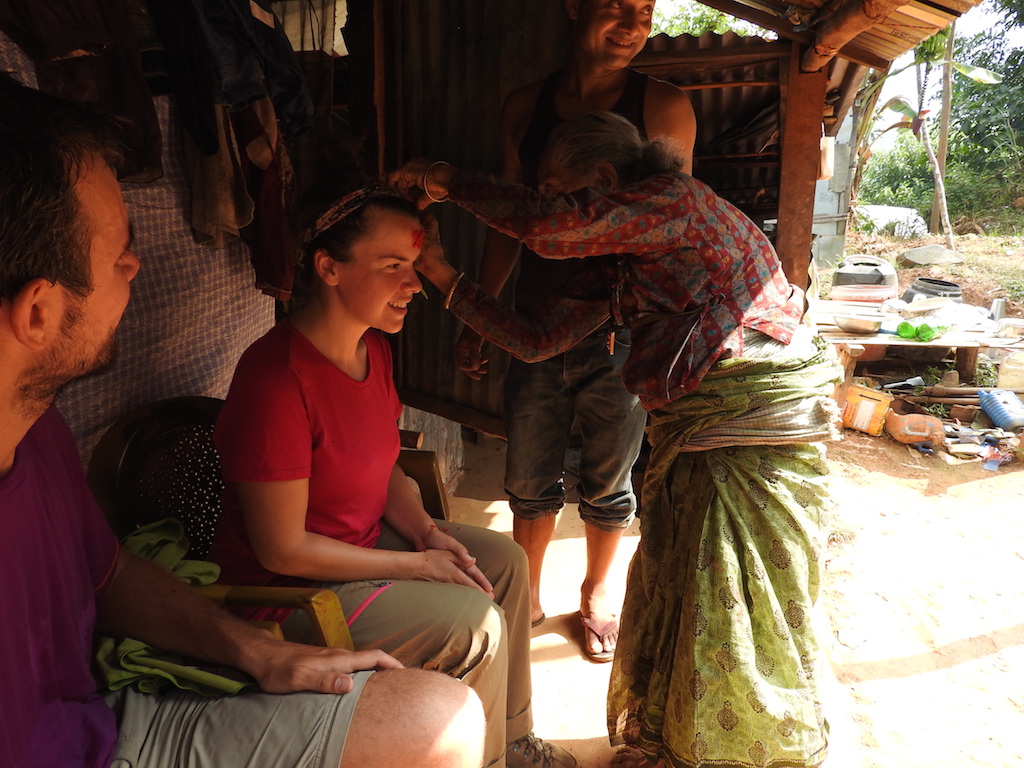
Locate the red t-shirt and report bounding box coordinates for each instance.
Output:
[0,408,120,768]
[211,321,402,617]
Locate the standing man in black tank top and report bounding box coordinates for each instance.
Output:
[455,0,696,664]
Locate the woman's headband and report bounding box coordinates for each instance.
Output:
[301,183,404,247]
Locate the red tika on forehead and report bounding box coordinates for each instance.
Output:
[412,228,424,249]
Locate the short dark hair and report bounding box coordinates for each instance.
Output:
[291,171,417,310]
[0,74,123,305]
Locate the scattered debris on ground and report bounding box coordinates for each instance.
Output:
[840,368,1023,472]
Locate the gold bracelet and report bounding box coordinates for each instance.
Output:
[444,272,465,309]
[421,160,451,203]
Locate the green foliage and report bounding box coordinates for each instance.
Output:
[994,0,1024,28]
[923,355,995,391]
[940,17,1024,232]
[859,125,1024,234]
[850,210,878,235]
[1002,276,1024,301]
[650,0,769,37]
[920,403,953,419]
[853,2,1019,233]
[858,132,933,213]
[975,355,999,388]
[951,28,1024,147]
[860,13,1024,235]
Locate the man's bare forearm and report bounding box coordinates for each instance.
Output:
[95,550,274,673]
[95,549,403,694]
[475,227,522,298]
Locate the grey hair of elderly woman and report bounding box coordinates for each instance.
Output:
[541,111,686,187]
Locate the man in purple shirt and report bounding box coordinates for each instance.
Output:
[0,75,484,768]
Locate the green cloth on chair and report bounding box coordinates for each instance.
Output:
[94,518,251,696]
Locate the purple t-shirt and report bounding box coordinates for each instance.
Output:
[0,408,120,768]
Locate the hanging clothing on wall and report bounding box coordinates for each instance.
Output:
[185,0,314,139]
[0,0,162,181]
[0,0,308,298]
[141,0,220,156]
[0,28,276,459]
[230,96,297,302]
[184,103,255,249]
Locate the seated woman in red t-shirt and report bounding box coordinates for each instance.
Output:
[209,171,577,768]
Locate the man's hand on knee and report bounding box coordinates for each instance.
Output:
[246,641,403,695]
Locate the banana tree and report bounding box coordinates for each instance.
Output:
[915,28,958,248]
[850,29,1002,247]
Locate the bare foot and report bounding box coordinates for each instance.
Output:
[580,583,619,659]
[611,746,663,768]
[529,586,544,626]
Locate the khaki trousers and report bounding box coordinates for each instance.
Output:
[285,522,532,768]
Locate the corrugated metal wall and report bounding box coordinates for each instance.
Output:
[642,32,788,227]
[381,6,860,435]
[387,1,571,436]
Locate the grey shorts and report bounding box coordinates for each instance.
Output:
[105,671,373,768]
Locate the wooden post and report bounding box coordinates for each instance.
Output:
[776,43,827,291]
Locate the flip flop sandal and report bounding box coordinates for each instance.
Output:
[579,611,618,663]
[531,612,546,628]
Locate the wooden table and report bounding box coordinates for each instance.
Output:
[809,299,1024,390]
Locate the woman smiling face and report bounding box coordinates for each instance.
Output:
[317,205,424,335]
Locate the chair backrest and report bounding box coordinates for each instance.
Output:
[88,397,225,561]
[88,396,452,560]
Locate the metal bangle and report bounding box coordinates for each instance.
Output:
[444,272,465,309]
[421,160,451,203]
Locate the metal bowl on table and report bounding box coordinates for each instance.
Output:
[833,314,884,334]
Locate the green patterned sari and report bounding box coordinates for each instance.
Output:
[609,333,843,768]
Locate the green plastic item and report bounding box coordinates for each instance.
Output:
[896,319,948,342]
[915,324,947,342]
[896,321,917,339]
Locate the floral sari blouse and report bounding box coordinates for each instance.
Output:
[446,170,804,409]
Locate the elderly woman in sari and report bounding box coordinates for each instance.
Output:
[390,111,842,768]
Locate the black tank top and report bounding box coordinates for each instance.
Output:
[515,69,649,314]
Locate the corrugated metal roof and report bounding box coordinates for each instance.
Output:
[634,32,860,225]
[702,0,983,69]
[630,0,979,226]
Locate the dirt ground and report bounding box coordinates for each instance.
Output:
[816,233,1024,766]
[821,399,1024,768]
[454,409,1024,767]
[457,233,1024,767]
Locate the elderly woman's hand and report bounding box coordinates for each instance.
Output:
[387,158,454,210]
[415,213,460,297]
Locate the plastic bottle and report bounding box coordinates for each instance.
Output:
[997,351,1024,389]
[979,390,1024,431]
[883,411,944,445]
